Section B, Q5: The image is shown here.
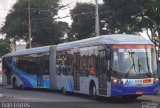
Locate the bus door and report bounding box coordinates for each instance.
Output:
[36,58,43,86]
[73,53,80,90]
[98,50,108,95]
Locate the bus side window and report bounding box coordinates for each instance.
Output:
[89,54,97,75]
[89,48,97,76]
[56,53,71,76]
[62,56,68,75]
[39,57,49,75]
[56,55,61,75]
[80,50,89,76]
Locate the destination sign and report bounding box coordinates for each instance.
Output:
[118,49,147,52]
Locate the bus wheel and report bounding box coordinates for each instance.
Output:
[123,95,139,100]
[12,78,18,89]
[90,85,98,100]
[129,96,139,100]
[61,87,67,95]
[19,84,24,90]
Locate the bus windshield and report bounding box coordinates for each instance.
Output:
[112,45,157,78]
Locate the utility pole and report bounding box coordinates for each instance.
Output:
[95,0,100,36]
[28,0,32,48]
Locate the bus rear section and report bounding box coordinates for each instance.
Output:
[1,57,12,85]
[109,44,159,98]
[2,50,51,89]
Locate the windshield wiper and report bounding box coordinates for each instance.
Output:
[125,63,135,78]
[138,58,141,73]
[125,52,136,78]
[145,49,152,77]
[138,59,153,77]
[146,72,153,77]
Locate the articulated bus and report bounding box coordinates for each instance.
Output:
[2,34,159,99]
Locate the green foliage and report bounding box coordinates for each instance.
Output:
[142,0,160,57]
[70,0,160,57]
[69,1,145,40]
[70,3,95,40]
[0,39,11,57]
[0,0,69,47]
[70,0,160,37]
[102,0,146,34]
[103,0,160,58]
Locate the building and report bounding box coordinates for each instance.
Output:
[11,44,26,52]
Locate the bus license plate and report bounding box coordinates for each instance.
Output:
[136,91,143,95]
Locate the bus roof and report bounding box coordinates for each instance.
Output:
[57,34,153,50]
[3,46,50,57]
[3,34,153,57]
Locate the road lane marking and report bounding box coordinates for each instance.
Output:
[0,94,3,97]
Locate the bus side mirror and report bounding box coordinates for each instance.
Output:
[105,49,111,60]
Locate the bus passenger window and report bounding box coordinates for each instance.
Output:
[56,52,71,76]
[80,50,89,76]
[90,55,96,75]
[56,56,62,75]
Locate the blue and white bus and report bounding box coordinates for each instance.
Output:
[2,34,159,99]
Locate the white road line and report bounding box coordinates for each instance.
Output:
[0,94,3,97]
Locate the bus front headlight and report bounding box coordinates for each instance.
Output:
[111,77,123,85]
[154,77,159,84]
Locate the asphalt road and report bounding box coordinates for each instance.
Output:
[0,73,2,84]
[0,86,159,108]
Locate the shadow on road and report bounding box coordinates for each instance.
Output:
[3,86,151,104]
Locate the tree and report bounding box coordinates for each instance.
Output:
[102,0,145,34]
[142,0,160,57]
[0,39,11,57]
[69,1,143,40]
[70,3,95,40]
[70,0,160,57]
[69,1,144,40]
[103,0,160,57]
[0,0,69,48]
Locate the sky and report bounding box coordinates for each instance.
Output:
[0,0,16,28]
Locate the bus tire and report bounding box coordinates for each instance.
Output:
[19,84,24,90]
[129,96,139,100]
[123,95,139,100]
[90,84,98,100]
[61,87,67,95]
[12,78,18,89]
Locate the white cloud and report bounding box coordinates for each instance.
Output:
[0,0,16,28]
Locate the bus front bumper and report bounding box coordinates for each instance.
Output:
[111,83,159,96]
